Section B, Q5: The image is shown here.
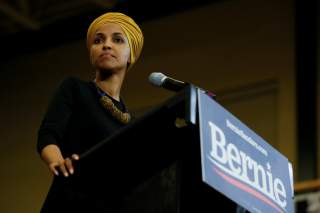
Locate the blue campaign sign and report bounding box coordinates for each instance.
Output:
[197,89,294,213]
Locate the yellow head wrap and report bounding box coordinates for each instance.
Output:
[87,12,144,70]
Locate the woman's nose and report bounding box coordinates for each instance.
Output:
[102,39,112,50]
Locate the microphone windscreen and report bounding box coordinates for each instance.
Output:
[148,72,166,87]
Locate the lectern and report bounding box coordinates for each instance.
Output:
[77,84,294,213]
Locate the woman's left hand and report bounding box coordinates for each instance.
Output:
[63,154,80,176]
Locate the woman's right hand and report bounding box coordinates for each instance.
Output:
[40,144,79,177]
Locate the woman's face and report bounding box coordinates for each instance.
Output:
[89,22,131,73]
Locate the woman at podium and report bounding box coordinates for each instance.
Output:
[36,12,144,212]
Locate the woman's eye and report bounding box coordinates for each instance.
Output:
[94,38,103,44]
[113,37,124,43]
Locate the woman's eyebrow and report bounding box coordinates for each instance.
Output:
[94,32,105,37]
[95,32,124,37]
[112,32,124,37]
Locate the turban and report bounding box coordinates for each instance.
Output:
[87,12,144,70]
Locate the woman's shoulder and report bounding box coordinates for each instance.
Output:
[51,76,92,98]
[60,75,85,85]
[58,76,91,89]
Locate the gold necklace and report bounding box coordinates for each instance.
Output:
[99,95,131,124]
[94,82,131,124]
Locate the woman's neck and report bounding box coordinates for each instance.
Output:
[94,70,125,101]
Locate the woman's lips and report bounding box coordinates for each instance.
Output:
[100,53,115,59]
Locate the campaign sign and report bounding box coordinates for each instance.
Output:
[198,90,294,213]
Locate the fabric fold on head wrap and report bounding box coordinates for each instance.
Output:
[87,12,144,70]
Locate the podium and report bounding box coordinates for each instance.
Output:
[77,84,294,213]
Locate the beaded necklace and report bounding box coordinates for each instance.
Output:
[93,82,131,124]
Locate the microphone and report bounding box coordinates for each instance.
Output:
[148,72,188,92]
[148,72,217,99]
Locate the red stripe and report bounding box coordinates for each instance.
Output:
[213,166,283,213]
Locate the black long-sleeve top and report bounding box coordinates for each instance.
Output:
[37,76,129,212]
[37,76,128,157]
